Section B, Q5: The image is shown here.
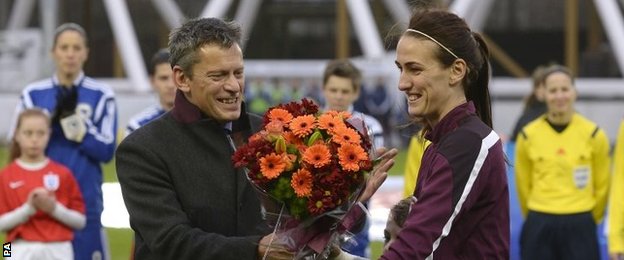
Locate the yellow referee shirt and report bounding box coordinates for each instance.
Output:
[403,133,431,197]
[515,114,610,222]
[609,120,624,253]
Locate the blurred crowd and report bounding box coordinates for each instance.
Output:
[244,76,418,149]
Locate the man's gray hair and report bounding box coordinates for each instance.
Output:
[168,18,241,78]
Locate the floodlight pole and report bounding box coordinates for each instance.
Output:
[103,0,151,92]
[235,0,263,50]
[345,0,385,59]
[593,0,624,77]
[201,0,233,18]
[39,0,57,76]
[6,0,35,30]
[151,0,185,29]
[381,0,410,29]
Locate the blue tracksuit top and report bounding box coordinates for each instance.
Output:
[125,104,165,137]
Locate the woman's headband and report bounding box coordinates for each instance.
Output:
[405,29,459,59]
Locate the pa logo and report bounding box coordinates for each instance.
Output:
[3,242,10,257]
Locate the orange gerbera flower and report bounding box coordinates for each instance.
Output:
[318,114,345,133]
[338,143,368,172]
[291,168,313,197]
[303,143,331,168]
[289,115,316,137]
[268,108,294,124]
[332,125,361,145]
[259,153,286,179]
[326,110,351,119]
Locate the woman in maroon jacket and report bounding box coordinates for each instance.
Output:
[381,9,509,259]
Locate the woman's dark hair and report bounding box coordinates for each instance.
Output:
[406,9,493,128]
[9,109,50,162]
[523,65,548,111]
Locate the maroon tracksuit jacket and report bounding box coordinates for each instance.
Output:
[382,102,509,259]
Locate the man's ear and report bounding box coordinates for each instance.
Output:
[449,59,467,86]
[173,65,190,93]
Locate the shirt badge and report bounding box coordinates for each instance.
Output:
[43,172,60,191]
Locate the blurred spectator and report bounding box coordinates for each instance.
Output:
[507,64,547,259]
[402,129,430,198]
[1,109,85,260]
[608,119,624,259]
[510,65,548,142]
[304,78,324,106]
[246,78,272,114]
[363,77,394,143]
[8,23,116,260]
[125,49,175,137]
[515,64,610,260]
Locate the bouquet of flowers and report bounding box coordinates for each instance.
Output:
[232,98,374,259]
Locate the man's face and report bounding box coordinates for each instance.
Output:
[175,44,245,123]
[151,63,176,110]
[322,76,358,112]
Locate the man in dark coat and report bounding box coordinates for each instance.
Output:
[115,18,286,260]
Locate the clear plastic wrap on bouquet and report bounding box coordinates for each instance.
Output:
[249,169,367,260]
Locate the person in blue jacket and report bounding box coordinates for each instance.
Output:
[125,48,175,137]
[9,22,117,260]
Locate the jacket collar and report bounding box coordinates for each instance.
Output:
[171,89,204,124]
[171,89,251,133]
[52,71,85,87]
[426,101,476,143]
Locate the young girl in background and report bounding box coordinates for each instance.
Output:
[0,109,85,260]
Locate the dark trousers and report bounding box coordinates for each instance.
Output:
[520,211,599,260]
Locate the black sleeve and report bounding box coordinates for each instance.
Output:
[115,137,262,259]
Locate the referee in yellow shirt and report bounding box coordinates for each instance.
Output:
[609,119,624,259]
[515,64,610,260]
